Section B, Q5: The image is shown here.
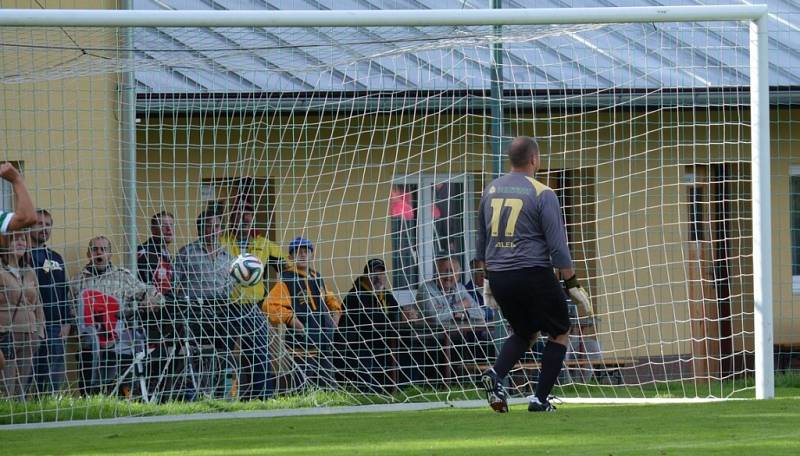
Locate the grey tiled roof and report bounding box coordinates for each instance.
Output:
[133,0,800,93]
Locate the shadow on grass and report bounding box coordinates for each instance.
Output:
[2,373,797,426]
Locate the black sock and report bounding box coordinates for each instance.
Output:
[534,340,567,402]
[493,333,530,379]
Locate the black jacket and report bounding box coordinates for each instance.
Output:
[136,238,173,298]
[341,276,401,353]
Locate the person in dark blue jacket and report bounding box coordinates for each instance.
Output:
[29,209,72,394]
[464,258,493,323]
[263,237,342,388]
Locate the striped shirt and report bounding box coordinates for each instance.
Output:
[0,211,13,232]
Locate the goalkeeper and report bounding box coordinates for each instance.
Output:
[476,136,592,413]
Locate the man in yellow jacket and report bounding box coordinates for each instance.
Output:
[263,237,342,387]
[219,203,285,304]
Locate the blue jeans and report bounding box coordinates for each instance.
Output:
[33,324,67,394]
[220,305,273,400]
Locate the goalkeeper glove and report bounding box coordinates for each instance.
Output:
[564,274,594,318]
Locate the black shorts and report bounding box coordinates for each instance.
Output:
[487,267,571,340]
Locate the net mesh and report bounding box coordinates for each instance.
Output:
[0,15,766,424]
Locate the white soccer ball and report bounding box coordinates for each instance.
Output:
[229,254,264,287]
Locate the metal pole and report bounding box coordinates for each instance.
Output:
[490,0,504,177]
[0,5,768,27]
[750,13,773,400]
[122,0,138,273]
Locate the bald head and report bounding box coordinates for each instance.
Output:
[508,136,540,169]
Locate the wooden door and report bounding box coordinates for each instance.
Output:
[686,164,739,381]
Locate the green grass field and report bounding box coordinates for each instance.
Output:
[0,373,774,425]
[3,387,800,455]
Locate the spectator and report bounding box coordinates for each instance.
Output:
[465,258,493,323]
[71,236,164,394]
[220,201,285,302]
[30,209,72,395]
[173,208,233,304]
[415,256,488,339]
[174,207,272,400]
[72,236,163,315]
[415,256,491,375]
[0,231,44,399]
[0,162,37,374]
[263,237,342,386]
[137,211,175,297]
[340,258,401,391]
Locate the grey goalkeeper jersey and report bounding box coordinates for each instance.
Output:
[476,171,573,271]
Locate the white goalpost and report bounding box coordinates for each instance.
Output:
[0,3,772,426]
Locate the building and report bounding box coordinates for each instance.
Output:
[2,0,799,382]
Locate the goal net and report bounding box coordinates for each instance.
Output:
[0,6,771,425]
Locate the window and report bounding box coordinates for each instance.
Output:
[390,175,474,290]
[791,166,800,293]
[0,162,22,212]
[0,179,11,212]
